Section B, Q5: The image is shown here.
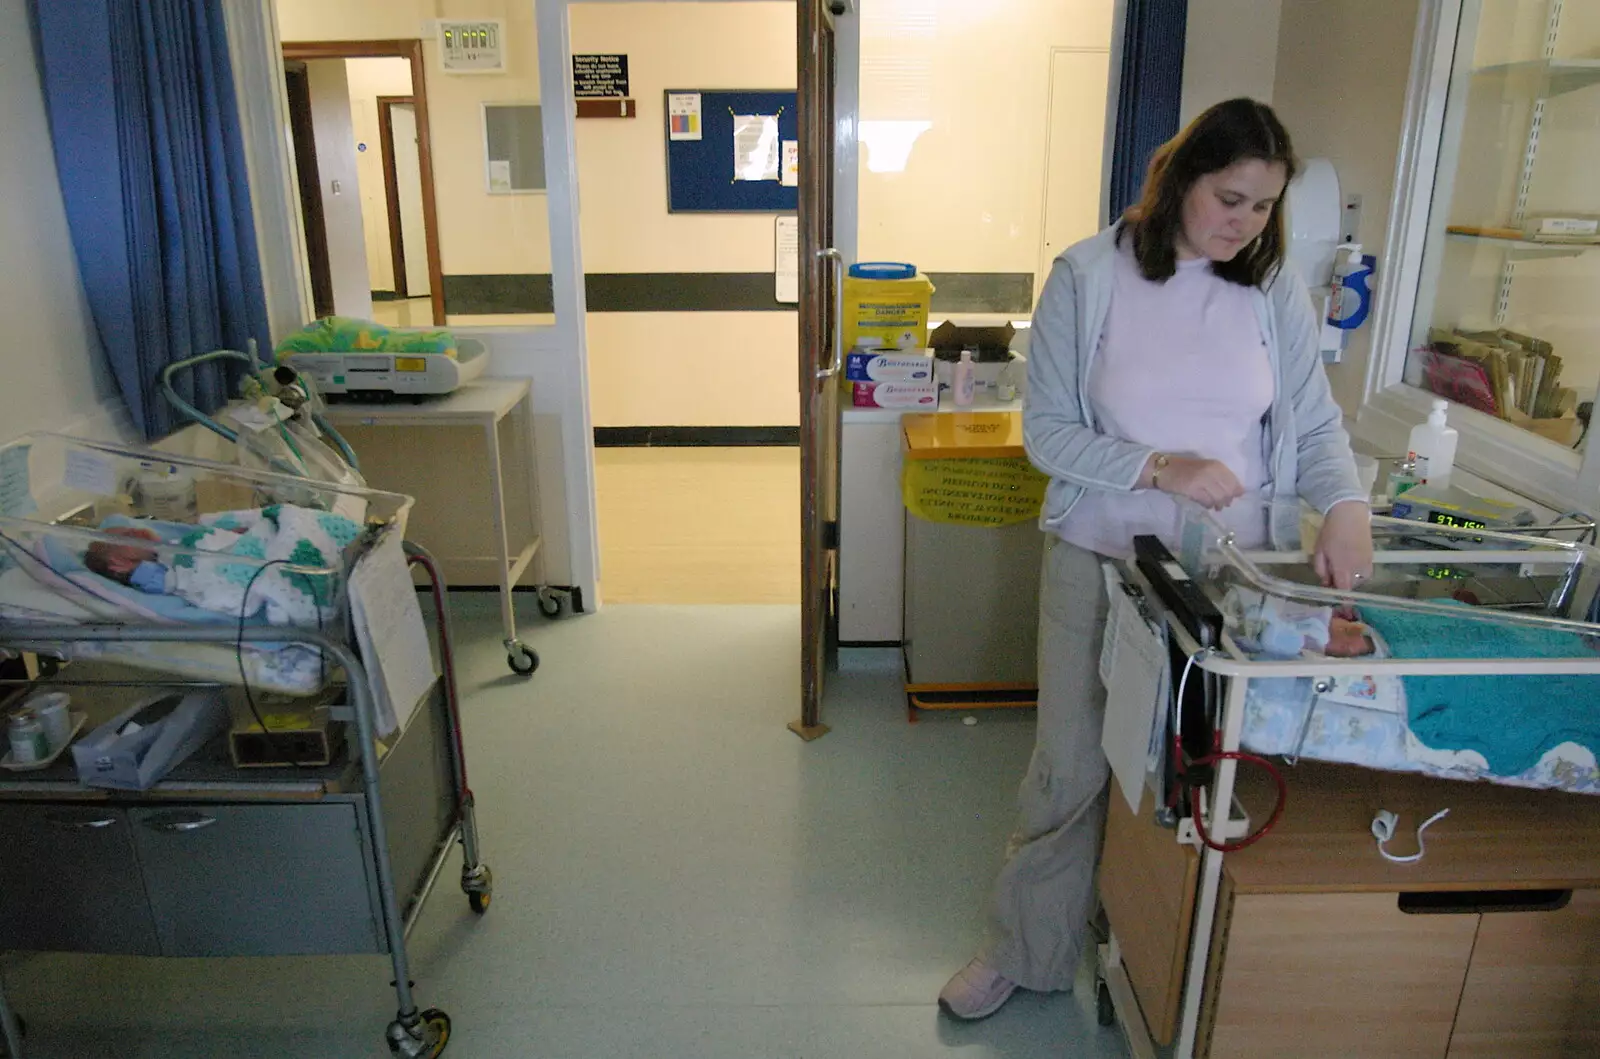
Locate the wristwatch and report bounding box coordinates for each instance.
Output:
[1149,453,1170,490]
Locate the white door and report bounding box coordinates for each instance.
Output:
[1038,47,1113,291]
[390,103,430,298]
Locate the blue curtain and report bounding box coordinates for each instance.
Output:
[1108,0,1189,220]
[32,0,270,441]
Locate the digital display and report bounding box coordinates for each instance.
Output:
[1427,510,1487,531]
[1425,565,1465,580]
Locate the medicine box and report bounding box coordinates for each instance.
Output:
[851,381,938,410]
[845,351,935,383]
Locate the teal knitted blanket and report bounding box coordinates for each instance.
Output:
[1364,603,1600,775]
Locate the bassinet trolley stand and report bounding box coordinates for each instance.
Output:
[0,437,492,1058]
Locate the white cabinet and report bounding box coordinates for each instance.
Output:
[838,417,906,643]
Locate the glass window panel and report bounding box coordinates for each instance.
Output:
[1405,0,1600,455]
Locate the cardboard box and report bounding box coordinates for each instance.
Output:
[844,351,935,383]
[930,321,1016,361]
[1507,408,1584,447]
[851,381,938,410]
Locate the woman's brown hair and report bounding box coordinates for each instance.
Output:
[1118,97,1298,288]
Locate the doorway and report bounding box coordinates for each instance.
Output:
[283,61,334,319]
[280,40,445,326]
[568,1,806,605]
[378,98,430,305]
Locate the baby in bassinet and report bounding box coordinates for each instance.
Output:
[84,505,362,625]
[1223,585,1376,659]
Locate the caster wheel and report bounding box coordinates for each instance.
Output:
[386,1010,451,1058]
[420,1009,451,1057]
[1096,979,1116,1028]
[464,865,494,914]
[537,591,566,619]
[507,643,539,675]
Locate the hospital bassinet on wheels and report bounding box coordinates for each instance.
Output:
[1093,504,1600,1059]
[0,433,493,1058]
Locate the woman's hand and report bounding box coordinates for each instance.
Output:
[1313,500,1374,591]
[1147,455,1245,510]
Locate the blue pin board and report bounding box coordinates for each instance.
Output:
[665,89,799,213]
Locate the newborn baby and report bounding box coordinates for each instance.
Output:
[82,505,363,625]
[84,527,166,592]
[1224,586,1375,658]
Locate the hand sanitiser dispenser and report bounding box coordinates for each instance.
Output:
[1285,159,1371,362]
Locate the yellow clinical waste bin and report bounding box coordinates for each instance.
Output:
[843,263,935,353]
[900,411,1046,713]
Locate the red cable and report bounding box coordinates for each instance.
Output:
[1185,749,1287,853]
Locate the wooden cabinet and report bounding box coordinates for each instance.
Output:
[1204,890,1476,1059]
[1102,762,1600,1059]
[1447,889,1600,1058]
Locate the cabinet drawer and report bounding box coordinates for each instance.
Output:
[1206,892,1476,1059]
[130,803,380,957]
[0,804,158,955]
[1448,889,1600,1058]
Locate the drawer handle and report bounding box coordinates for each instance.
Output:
[44,814,117,831]
[1399,889,1572,915]
[144,813,218,834]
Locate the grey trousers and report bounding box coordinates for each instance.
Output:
[984,534,1110,993]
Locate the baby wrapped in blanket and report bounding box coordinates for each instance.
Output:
[84,505,363,625]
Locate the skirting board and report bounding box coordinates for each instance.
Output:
[594,426,799,447]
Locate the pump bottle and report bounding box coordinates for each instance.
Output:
[1407,399,1459,489]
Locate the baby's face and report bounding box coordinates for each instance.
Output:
[1325,618,1375,658]
[90,527,161,579]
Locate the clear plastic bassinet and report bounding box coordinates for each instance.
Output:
[0,433,414,694]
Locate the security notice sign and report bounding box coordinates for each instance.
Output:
[572,54,629,98]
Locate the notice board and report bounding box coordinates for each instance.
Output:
[664,89,798,213]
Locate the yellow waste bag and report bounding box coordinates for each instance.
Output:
[902,456,1048,528]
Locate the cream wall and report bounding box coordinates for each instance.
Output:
[345,57,415,294]
[0,0,125,442]
[305,60,374,319]
[1272,0,1421,414]
[1179,0,1283,124]
[569,2,797,427]
[570,2,796,274]
[856,0,1116,285]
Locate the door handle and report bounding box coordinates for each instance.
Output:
[815,248,846,381]
[143,812,218,834]
[44,814,117,831]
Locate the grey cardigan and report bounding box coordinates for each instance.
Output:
[1023,225,1365,550]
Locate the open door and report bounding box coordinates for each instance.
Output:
[791,0,841,741]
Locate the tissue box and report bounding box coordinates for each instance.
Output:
[72,689,229,790]
[845,351,935,383]
[851,381,938,410]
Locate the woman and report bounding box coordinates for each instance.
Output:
[938,98,1373,1020]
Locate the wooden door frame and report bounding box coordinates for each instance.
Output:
[281,61,335,318]
[376,95,417,299]
[280,39,445,325]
